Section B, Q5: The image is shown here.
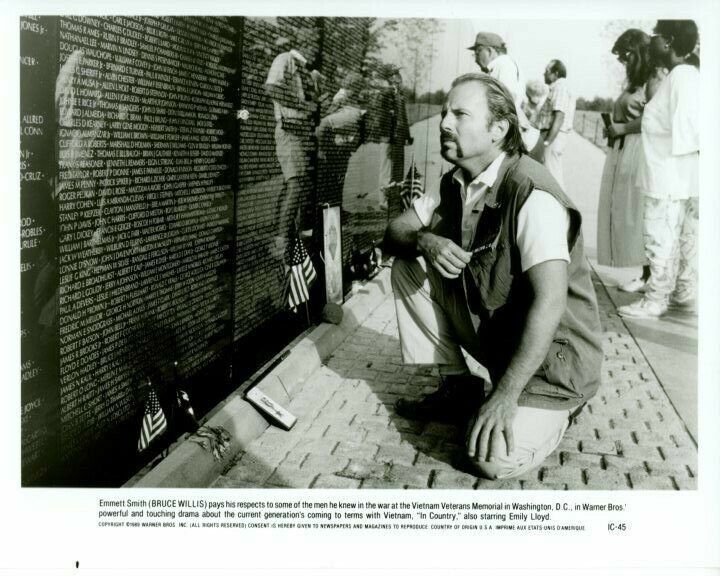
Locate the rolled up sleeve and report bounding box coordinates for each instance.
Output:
[516,190,570,272]
[412,186,440,227]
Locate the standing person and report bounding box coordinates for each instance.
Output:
[265,32,321,255]
[618,20,699,319]
[316,72,366,207]
[344,66,394,210]
[387,65,413,187]
[597,30,666,292]
[468,32,539,155]
[537,60,576,189]
[468,32,524,103]
[344,64,412,211]
[383,74,602,480]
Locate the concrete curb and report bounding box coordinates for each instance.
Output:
[132,267,393,488]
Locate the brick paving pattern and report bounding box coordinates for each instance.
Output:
[215,272,697,490]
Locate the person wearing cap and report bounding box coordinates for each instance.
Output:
[536,59,576,190]
[345,63,412,210]
[468,32,524,104]
[383,74,602,480]
[468,32,540,160]
[265,30,322,255]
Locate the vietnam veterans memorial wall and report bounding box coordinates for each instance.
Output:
[20,16,418,486]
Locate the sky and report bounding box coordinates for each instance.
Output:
[402,19,655,100]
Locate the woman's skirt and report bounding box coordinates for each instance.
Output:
[596,133,646,267]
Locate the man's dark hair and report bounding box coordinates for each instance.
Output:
[549,59,567,79]
[654,20,699,58]
[450,73,527,155]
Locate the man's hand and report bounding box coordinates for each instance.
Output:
[465,260,568,463]
[466,391,518,462]
[418,232,472,279]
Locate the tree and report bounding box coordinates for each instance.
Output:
[576,96,614,112]
[415,89,446,105]
[366,18,444,100]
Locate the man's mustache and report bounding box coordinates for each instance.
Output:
[440,132,464,158]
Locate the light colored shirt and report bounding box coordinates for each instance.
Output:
[637,64,699,199]
[265,49,308,122]
[487,54,530,131]
[413,152,570,272]
[488,54,523,106]
[538,77,575,133]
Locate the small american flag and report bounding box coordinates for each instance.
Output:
[137,385,167,452]
[287,233,317,312]
[400,163,424,209]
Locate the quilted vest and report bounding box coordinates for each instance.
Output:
[429,153,603,410]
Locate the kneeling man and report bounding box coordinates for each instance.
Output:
[383,74,602,480]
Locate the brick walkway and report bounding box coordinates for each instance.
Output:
[214,271,697,491]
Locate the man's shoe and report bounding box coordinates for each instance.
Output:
[617,298,667,319]
[394,374,486,423]
[618,278,646,293]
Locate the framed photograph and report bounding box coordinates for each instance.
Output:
[323,205,343,305]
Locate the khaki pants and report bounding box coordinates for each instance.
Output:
[391,257,571,479]
[542,131,568,190]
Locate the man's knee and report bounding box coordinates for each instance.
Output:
[469,408,570,481]
[470,457,527,481]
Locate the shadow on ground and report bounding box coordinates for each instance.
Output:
[213,270,697,491]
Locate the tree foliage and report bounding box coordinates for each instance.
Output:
[366,18,444,100]
[576,96,614,112]
[414,89,446,105]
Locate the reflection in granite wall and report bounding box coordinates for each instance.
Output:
[20,15,426,486]
[21,16,59,486]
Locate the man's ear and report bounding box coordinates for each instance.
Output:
[491,119,509,144]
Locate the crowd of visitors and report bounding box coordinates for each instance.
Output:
[601,21,699,319]
[465,22,700,320]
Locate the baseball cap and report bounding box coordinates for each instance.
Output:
[467,32,505,50]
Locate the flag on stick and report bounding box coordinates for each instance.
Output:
[137,384,167,452]
[287,233,317,312]
[400,158,424,209]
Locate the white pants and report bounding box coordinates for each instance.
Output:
[391,257,571,479]
[543,131,567,190]
[643,196,699,304]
